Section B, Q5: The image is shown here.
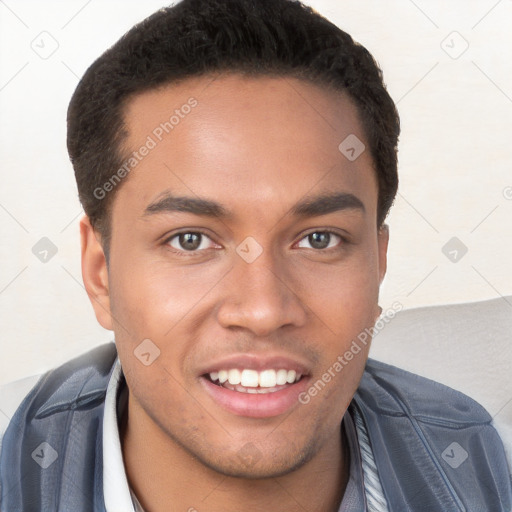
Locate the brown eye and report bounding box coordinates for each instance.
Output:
[179,233,201,250]
[308,232,330,249]
[297,231,342,250]
[168,232,212,251]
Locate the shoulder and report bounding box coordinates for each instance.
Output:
[0,343,118,452]
[362,358,491,414]
[0,343,118,509]
[362,358,492,421]
[368,296,512,470]
[354,359,512,509]
[359,358,512,473]
[0,374,44,452]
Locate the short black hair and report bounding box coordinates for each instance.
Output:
[67,0,400,253]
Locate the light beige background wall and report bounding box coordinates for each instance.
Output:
[0,0,511,385]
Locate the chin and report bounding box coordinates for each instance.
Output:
[192,439,318,480]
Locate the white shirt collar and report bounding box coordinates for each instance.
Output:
[103,358,137,512]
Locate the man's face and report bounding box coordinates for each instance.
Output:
[88,74,388,477]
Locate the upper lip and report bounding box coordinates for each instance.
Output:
[199,353,311,376]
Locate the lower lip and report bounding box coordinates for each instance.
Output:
[200,376,310,418]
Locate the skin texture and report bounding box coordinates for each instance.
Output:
[80,74,389,512]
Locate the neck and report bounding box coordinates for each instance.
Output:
[120,392,350,512]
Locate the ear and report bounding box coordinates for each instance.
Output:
[80,216,113,330]
[377,223,389,285]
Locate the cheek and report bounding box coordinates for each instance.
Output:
[290,249,380,322]
[108,248,221,335]
[120,356,205,443]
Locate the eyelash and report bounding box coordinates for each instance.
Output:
[163,229,348,256]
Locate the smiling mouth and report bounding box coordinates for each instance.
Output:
[204,368,304,394]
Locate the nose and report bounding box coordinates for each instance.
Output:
[216,247,307,337]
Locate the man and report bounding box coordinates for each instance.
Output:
[0,0,510,510]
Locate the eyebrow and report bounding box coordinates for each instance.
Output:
[143,192,365,219]
[291,192,365,217]
[144,194,230,218]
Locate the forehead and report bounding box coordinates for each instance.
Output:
[114,74,377,224]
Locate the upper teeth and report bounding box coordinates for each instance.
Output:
[209,369,301,388]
